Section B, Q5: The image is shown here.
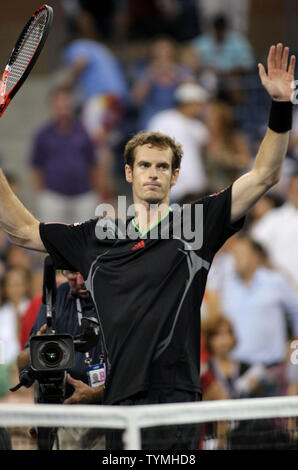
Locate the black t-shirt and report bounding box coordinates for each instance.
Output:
[39,184,244,404]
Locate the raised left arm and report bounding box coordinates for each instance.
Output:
[231,43,296,223]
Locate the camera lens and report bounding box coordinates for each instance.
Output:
[40,342,63,367]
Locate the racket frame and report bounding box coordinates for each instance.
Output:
[0,4,53,116]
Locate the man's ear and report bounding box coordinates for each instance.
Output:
[170,168,179,187]
[125,164,133,183]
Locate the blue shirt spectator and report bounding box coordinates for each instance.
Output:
[131,37,194,129]
[218,238,298,366]
[191,15,254,73]
[63,39,128,101]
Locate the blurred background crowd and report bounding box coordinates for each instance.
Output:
[0,0,298,448]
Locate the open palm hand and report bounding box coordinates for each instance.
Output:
[258,43,296,102]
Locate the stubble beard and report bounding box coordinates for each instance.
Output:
[144,196,163,205]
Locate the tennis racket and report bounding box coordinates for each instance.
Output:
[0,4,53,117]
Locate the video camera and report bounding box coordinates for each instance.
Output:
[11,256,100,404]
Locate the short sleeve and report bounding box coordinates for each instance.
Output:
[39,219,97,276]
[199,184,245,256]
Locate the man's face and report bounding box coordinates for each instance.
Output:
[51,91,73,122]
[151,39,175,63]
[179,102,203,118]
[125,145,179,205]
[232,239,260,278]
[64,271,89,298]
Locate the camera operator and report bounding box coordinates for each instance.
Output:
[17,270,105,450]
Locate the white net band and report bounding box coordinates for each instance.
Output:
[2,396,298,450]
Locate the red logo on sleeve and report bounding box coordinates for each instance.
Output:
[132,240,146,251]
[209,188,225,197]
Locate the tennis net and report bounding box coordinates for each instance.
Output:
[1,396,298,450]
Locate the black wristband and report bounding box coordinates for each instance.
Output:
[268,100,293,133]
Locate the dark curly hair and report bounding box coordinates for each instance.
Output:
[124,131,183,173]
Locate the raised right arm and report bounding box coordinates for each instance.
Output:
[0,169,45,251]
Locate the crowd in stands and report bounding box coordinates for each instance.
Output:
[0,0,298,449]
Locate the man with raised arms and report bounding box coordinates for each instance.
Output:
[0,44,295,450]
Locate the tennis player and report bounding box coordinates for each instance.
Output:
[0,43,295,449]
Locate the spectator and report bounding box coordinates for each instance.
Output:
[191,14,254,75]
[61,12,128,103]
[206,236,238,295]
[201,313,292,449]
[200,362,228,401]
[147,82,209,202]
[245,193,283,231]
[0,267,31,397]
[200,291,229,403]
[0,267,31,350]
[201,314,266,449]
[199,0,250,34]
[218,237,298,368]
[203,100,252,192]
[30,87,100,224]
[3,245,45,298]
[81,94,124,202]
[251,173,298,286]
[202,315,264,398]
[4,246,33,272]
[132,37,194,130]
[179,45,218,95]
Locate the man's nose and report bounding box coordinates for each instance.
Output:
[148,166,158,179]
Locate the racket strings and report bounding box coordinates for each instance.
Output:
[7,10,48,93]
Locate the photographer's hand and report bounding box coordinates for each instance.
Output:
[37,324,47,335]
[64,374,104,404]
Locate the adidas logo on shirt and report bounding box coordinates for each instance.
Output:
[132,240,146,251]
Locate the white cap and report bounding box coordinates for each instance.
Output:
[174,83,209,104]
